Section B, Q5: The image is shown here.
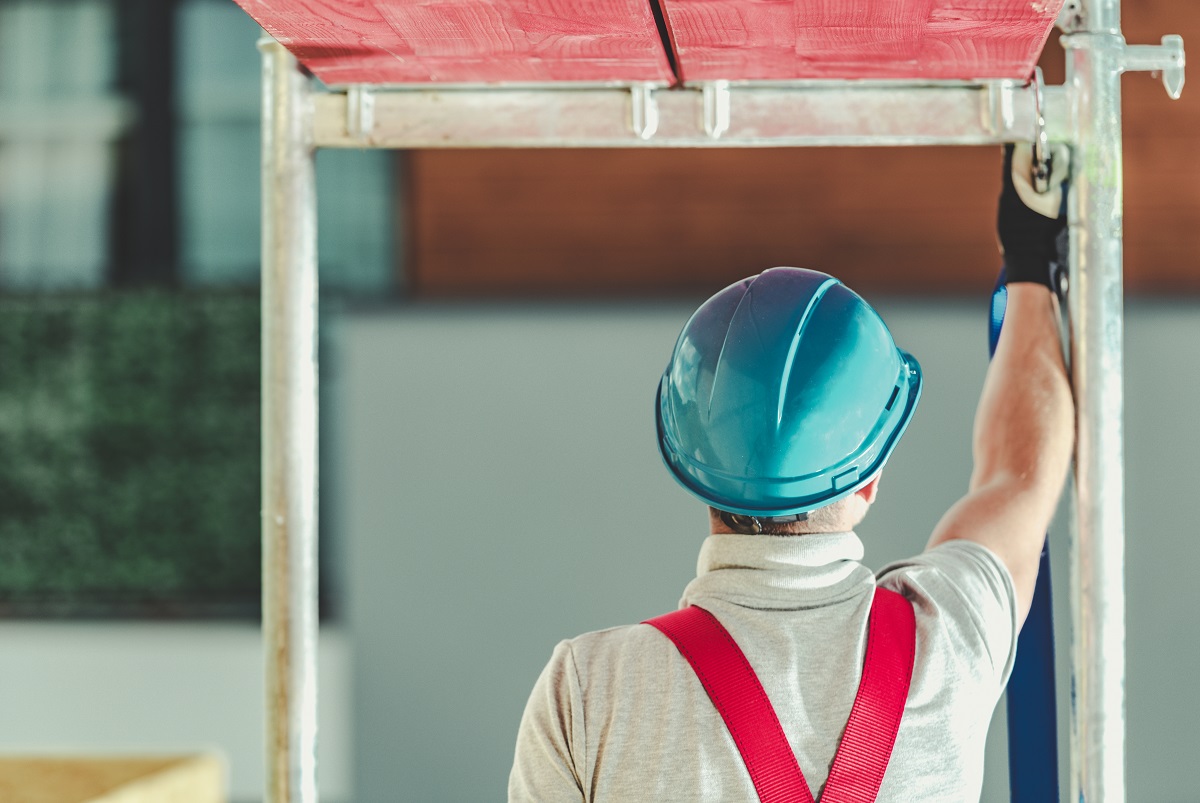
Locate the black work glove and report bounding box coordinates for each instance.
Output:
[997,143,1070,289]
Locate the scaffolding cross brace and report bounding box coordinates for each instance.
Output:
[256,0,1185,799]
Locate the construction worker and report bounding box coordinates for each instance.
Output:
[509,144,1074,801]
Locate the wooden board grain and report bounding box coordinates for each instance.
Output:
[660,0,1065,81]
[233,0,675,85]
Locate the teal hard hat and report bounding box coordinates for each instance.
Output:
[656,267,921,516]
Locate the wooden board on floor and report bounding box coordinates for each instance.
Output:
[660,0,1066,81]
[232,0,675,85]
[0,755,224,803]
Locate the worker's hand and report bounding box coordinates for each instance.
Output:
[997,142,1070,287]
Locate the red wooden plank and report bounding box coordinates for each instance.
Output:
[233,0,676,85]
[660,0,1066,81]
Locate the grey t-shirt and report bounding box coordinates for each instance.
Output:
[509,532,1017,802]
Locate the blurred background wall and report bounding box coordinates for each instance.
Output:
[0,0,1196,801]
[337,301,1199,803]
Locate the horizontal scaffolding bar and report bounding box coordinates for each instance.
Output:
[313,81,1069,149]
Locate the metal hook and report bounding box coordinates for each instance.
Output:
[1031,67,1052,194]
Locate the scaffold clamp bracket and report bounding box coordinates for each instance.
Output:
[347,85,376,141]
[703,81,731,139]
[630,84,659,140]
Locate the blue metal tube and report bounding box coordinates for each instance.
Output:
[990,276,1061,803]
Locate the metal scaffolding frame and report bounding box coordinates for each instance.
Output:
[257,0,1184,800]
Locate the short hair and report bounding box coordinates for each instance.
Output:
[712,496,855,535]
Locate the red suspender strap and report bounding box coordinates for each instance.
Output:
[821,588,916,801]
[643,587,916,803]
[645,604,815,803]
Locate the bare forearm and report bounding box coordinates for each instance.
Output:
[927,145,1075,624]
[970,284,1074,523]
[926,283,1074,621]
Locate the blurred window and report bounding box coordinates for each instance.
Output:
[0,0,121,290]
[177,0,398,293]
[0,0,395,618]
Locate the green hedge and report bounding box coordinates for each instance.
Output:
[0,292,262,617]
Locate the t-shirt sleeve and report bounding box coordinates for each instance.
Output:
[877,539,1019,690]
[509,640,587,802]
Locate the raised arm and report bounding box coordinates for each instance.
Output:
[926,145,1075,627]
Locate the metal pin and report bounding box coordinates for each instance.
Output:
[1123,35,1186,100]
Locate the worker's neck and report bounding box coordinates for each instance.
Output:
[707,508,862,536]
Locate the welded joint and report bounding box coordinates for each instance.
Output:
[985,78,1070,147]
[629,83,659,140]
[703,80,731,139]
[1123,35,1186,100]
[985,80,1018,137]
[346,85,376,141]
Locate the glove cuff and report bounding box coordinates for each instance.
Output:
[1004,252,1056,289]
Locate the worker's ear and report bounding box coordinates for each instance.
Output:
[857,476,880,505]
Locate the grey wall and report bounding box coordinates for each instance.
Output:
[335,300,1200,802]
[0,622,353,802]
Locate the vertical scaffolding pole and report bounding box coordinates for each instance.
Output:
[1064,0,1126,799]
[259,37,320,803]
